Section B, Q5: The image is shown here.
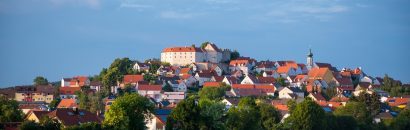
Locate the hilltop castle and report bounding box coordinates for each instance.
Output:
[161,43,231,66]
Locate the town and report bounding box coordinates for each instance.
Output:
[0,42,409,130]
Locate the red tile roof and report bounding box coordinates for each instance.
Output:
[386,97,409,107]
[274,104,289,111]
[47,108,101,126]
[60,87,81,95]
[310,93,326,101]
[232,84,255,89]
[203,82,222,88]
[138,85,162,91]
[123,75,144,84]
[255,84,275,93]
[308,68,330,78]
[57,99,78,108]
[70,76,89,87]
[229,59,251,66]
[257,77,276,84]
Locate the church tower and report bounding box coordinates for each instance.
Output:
[307,49,314,70]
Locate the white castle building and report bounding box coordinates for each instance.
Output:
[161,43,231,66]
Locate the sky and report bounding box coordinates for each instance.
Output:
[0,0,409,87]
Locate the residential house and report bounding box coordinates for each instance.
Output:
[203,81,223,88]
[276,66,297,78]
[257,77,276,85]
[61,78,72,87]
[138,85,162,102]
[255,61,276,73]
[57,99,78,108]
[222,98,240,109]
[255,84,276,96]
[308,67,335,85]
[47,108,101,128]
[69,76,90,87]
[241,75,258,84]
[179,68,192,76]
[33,85,55,103]
[90,81,102,92]
[229,57,255,75]
[166,80,187,92]
[122,75,144,88]
[278,87,304,99]
[0,87,15,100]
[263,70,280,78]
[26,110,50,123]
[180,74,197,87]
[15,85,36,102]
[162,92,185,104]
[194,71,214,86]
[353,82,374,96]
[308,92,326,102]
[222,76,240,86]
[60,87,81,99]
[146,109,172,130]
[134,62,150,72]
[210,76,225,82]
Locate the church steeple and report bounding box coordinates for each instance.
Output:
[307,49,314,70]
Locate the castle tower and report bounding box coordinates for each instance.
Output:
[307,49,314,70]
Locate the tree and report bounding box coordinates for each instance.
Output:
[34,76,48,86]
[0,96,24,122]
[356,92,381,117]
[143,73,157,83]
[200,42,210,49]
[334,101,371,128]
[323,85,337,101]
[391,109,410,130]
[198,87,225,100]
[284,98,325,130]
[230,50,240,60]
[102,67,120,95]
[76,91,89,110]
[19,120,41,130]
[103,93,154,130]
[198,98,226,130]
[226,97,262,130]
[89,92,104,114]
[287,99,296,114]
[276,77,288,87]
[65,122,102,130]
[168,97,201,129]
[39,116,61,130]
[162,83,174,92]
[259,103,282,130]
[49,98,61,110]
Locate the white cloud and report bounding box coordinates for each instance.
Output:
[119,0,153,9]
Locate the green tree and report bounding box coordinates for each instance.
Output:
[19,120,41,130]
[0,96,24,122]
[49,98,61,110]
[276,77,288,87]
[39,116,61,130]
[334,101,371,128]
[391,109,410,130]
[287,99,296,114]
[102,67,120,95]
[230,50,240,60]
[198,87,225,100]
[89,92,104,114]
[168,97,201,129]
[259,103,282,130]
[198,98,226,130]
[200,42,210,49]
[103,93,154,130]
[65,122,102,130]
[356,92,381,117]
[76,91,89,110]
[34,76,48,86]
[226,97,262,130]
[162,83,174,92]
[284,98,325,130]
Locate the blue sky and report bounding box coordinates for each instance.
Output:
[0,0,409,87]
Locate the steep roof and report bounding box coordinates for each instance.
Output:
[138,85,162,91]
[60,87,81,95]
[123,75,144,84]
[203,82,223,88]
[232,84,255,89]
[47,108,101,126]
[58,99,78,108]
[257,77,276,84]
[308,68,330,78]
